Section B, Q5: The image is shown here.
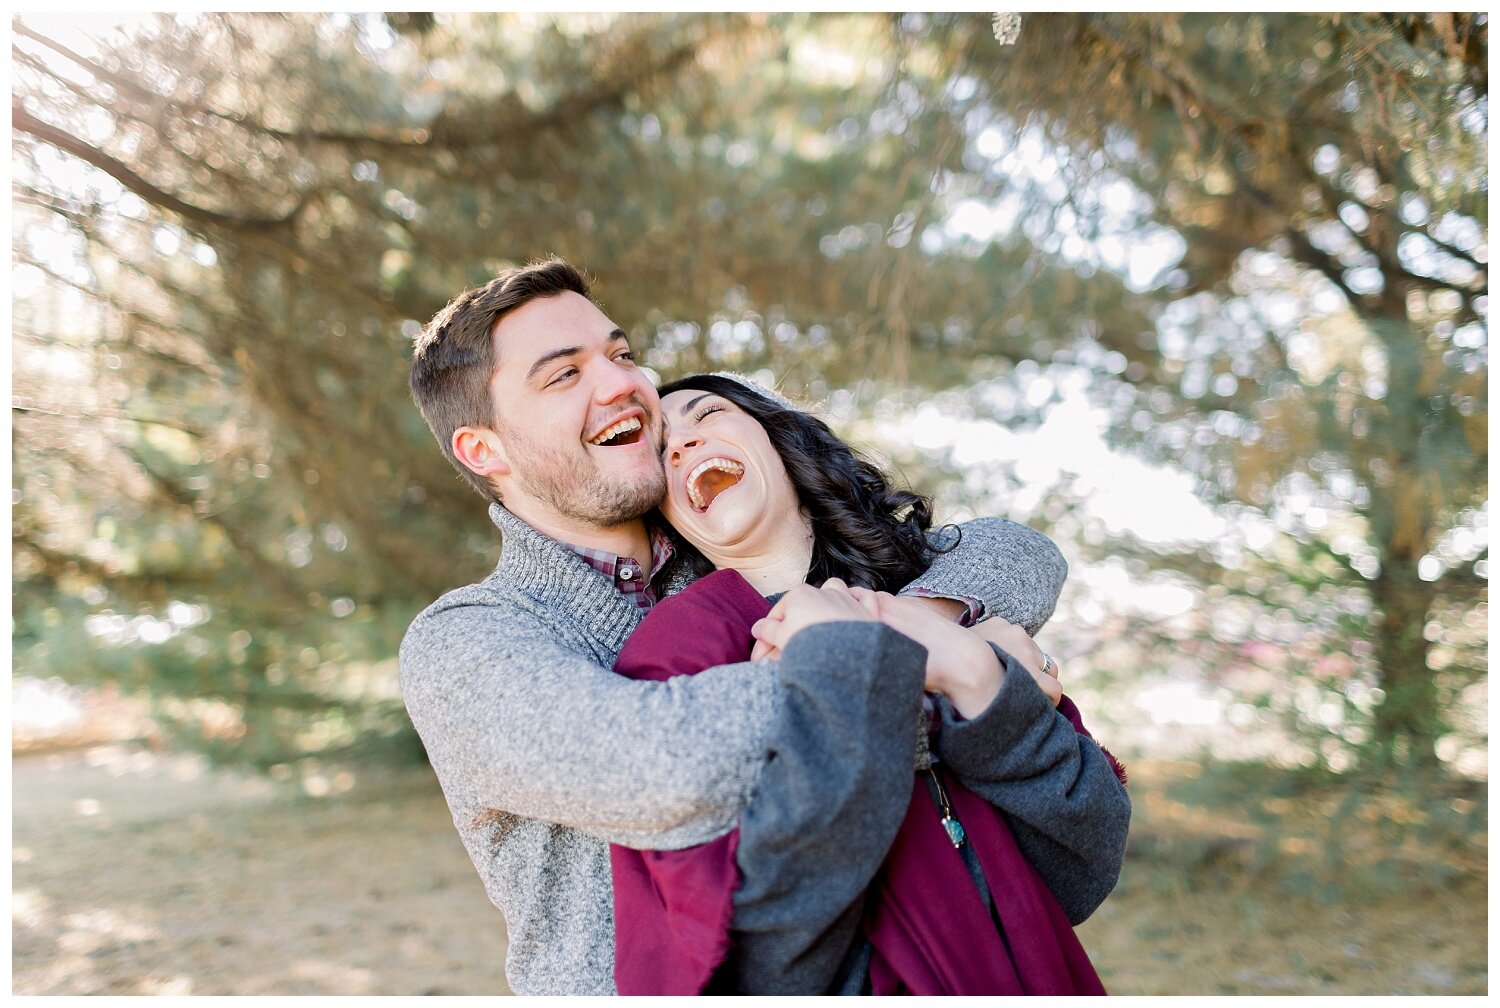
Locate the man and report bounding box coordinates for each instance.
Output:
[400,258,1112,994]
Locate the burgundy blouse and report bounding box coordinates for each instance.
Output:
[610,569,1110,995]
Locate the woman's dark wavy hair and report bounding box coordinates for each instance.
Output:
[655,374,957,593]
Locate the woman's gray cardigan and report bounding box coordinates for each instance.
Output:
[398,503,1127,994]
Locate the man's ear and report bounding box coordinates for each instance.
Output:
[452,425,511,480]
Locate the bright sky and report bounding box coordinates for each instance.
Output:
[14,13,157,57]
[900,382,1227,546]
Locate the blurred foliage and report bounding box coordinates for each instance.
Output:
[964,13,1488,771]
[11,13,1486,769]
[1123,758,1486,901]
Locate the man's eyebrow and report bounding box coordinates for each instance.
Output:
[525,345,583,382]
[679,393,713,416]
[522,330,629,383]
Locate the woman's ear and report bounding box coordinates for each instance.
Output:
[452,425,511,480]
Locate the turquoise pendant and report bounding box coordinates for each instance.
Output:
[941,815,967,848]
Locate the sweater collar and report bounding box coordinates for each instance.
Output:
[486,502,648,655]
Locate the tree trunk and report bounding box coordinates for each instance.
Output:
[1368,566,1443,767]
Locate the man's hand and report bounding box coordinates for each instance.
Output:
[970,616,1062,707]
[749,577,879,660]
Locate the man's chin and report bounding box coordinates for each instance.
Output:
[505,433,666,528]
[601,454,667,508]
[577,471,666,526]
[615,474,668,521]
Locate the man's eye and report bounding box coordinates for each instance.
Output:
[547,367,579,387]
[615,351,636,364]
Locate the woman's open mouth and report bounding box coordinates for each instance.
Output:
[686,457,745,512]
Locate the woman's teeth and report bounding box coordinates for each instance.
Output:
[687,457,745,511]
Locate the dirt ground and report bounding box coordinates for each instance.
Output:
[12,746,509,995]
[11,744,1488,995]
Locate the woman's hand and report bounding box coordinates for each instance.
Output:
[970,617,1062,707]
[849,589,1003,719]
[749,577,878,660]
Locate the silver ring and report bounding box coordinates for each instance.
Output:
[1040,651,1057,676]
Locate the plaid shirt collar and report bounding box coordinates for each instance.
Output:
[562,526,675,611]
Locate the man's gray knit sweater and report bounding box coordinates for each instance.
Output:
[399,503,1119,995]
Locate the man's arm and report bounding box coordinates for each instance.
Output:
[402,595,933,853]
[900,517,1068,635]
[401,598,781,850]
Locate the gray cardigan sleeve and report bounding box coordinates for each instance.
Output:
[932,646,1131,924]
[728,621,926,994]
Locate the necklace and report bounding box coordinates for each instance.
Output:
[926,767,967,848]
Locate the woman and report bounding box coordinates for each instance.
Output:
[611,373,1128,995]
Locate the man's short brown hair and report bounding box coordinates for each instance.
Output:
[410,257,593,501]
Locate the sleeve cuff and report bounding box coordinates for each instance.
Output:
[778,620,927,693]
[898,587,983,627]
[932,643,1062,781]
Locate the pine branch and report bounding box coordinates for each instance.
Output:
[117,444,312,608]
[13,104,310,232]
[12,530,216,600]
[13,21,169,107]
[1416,230,1489,273]
[12,402,210,440]
[1299,151,1486,302]
[1280,225,1365,307]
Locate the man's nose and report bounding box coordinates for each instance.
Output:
[593,357,638,405]
[667,432,703,466]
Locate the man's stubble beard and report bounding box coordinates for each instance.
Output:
[500,422,666,527]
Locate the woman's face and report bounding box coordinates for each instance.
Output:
[659,388,803,560]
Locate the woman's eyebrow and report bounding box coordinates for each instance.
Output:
[678,393,713,416]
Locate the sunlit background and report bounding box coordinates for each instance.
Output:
[12,12,1488,996]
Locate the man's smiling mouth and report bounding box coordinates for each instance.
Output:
[686,457,745,512]
[589,416,644,447]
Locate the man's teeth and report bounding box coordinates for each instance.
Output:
[687,457,745,511]
[589,416,642,445]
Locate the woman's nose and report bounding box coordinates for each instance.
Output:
[667,433,703,465]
